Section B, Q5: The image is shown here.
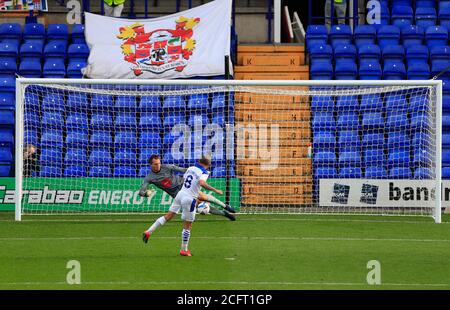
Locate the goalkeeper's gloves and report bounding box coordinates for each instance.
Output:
[146,189,156,197]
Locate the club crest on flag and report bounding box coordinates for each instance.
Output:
[117,16,200,76]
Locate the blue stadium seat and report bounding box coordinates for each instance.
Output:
[90,131,113,148]
[386,111,409,132]
[64,165,87,177]
[212,112,233,127]
[114,149,137,165]
[138,165,151,177]
[358,44,381,62]
[413,132,431,149]
[46,24,69,44]
[18,59,41,77]
[362,112,384,129]
[389,167,412,179]
[334,44,357,61]
[361,94,383,111]
[43,58,66,78]
[444,113,450,130]
[413,148,432,167]
[416,0,435,8]
[162,151,185,165]
[24,112,39,128]
[306,25,328,50]
[365,166,388,178]
[409,95,429,113]
[336,95,358,111]
[139,112,162,130]
[71,24,86,44]
[42,111,64,129]
[40,129,63,148]
[329,25,352,48]
[383,62,406,80]
[431,59,450,77]
[89,166,112,177]
[212,166,235,178]
[334,60,357,80]
[313,151,337,166]
[440,7,450,31]
[382,45,405,63]
[385,93,408,111]
[40,166,62,178]
[0,42,18,61]
[339,151,361,167]
[313,131,336,150]
[163,112,185,128]
[0,164,11,176]
[391,6,414,30]
[0,23,22,46]
[42,94,64,112]
[443,149,450,166]
[408,63,430,79]
[40,148,63,165]
[372,4,390,29]
[23,23,45,45]
[388,149,411,168]
[338,130,361,151]
[64,148,87,165]
[337,112,360,130]
[359,61,382,80]
[163,132,182,148]
[406,45,429,66]
[114,165,137,177]
[114,131,137,148]
[139,131,162,149]
[89,149,112,166]
[67,92,89,111]
[188,114,209,127]
[0,92,14,110]
[444,167,450,179]
[430,45,450,65]
[115,95,137,110]
[339,166,362,178]
[0,129,13,148]
[91,94,114,110]
[163,96,185,110]
[309,44,333,63]
[311,95,334,111]
[401,25,425,48]
[44,41,67,58]
[377,26,401,49]
[410,112,429,132]
[211,93,226,110]
[0,57,17,76]
[115,112,136,129]
[91,113,113,129]
[67,61,86,78]
[66,112,88,132]
[425,26,449,48]
[364,148,387,167]
[24,130,38,145]
[188,94,209,111]
[354,25,376,47]
[66,130,89,147]
[140,96,162,112]
[312,112,335,132]
[139,148,161,165]
[314,167,338,179]
[387,132,410,150]
[416,7,437,29]
[414,167,432,179]
[20,41,43,61]
[0,76,15,93]
[68,43,89,61]
[310,61,333,80]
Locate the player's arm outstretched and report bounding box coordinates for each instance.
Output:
[166,164,188,174]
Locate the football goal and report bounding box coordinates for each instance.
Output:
[14,79,443,223]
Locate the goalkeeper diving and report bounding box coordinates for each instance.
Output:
[139,155,236,227]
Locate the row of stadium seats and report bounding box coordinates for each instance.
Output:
[307,24,450,50]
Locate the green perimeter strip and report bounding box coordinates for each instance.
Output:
[0,178,241,212]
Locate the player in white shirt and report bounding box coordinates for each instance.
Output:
[143,156,223,257]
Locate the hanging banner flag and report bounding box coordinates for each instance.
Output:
[83,0,232,79]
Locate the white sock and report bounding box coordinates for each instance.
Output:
[206,194,226,208]
[181,229,191,251]
[147,216,167,233]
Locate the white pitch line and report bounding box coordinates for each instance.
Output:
[1,236,450,243]
[0,281,449,287]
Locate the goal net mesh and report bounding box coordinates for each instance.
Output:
[17,82,439,217]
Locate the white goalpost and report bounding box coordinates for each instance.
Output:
[14,79,443,223]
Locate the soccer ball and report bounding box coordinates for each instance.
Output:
[197,202,210,215]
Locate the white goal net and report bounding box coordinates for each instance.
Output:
[14,79,443,223]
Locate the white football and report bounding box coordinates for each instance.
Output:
[197,202,210,215]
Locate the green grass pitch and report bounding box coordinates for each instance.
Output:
[0,212,449,290]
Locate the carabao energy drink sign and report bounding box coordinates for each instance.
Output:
[0,178,240,212]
